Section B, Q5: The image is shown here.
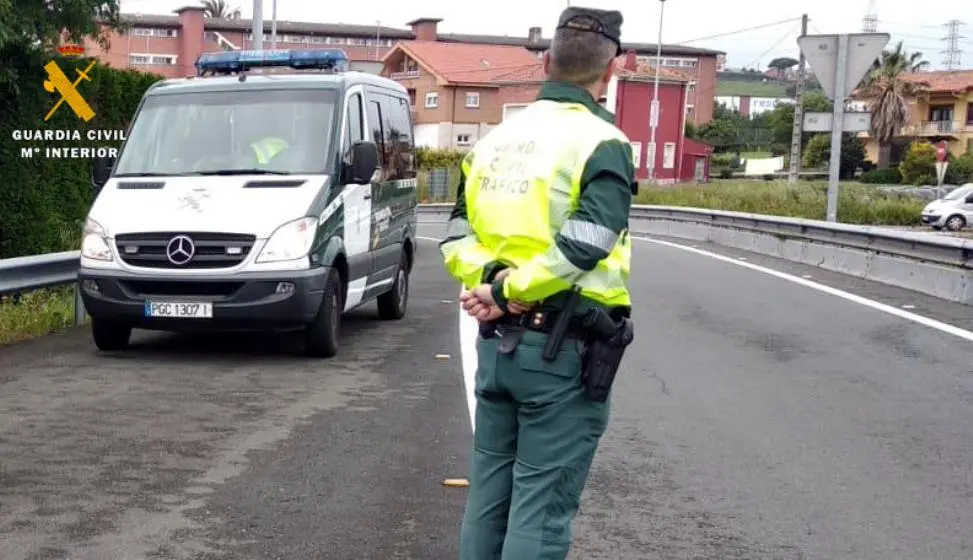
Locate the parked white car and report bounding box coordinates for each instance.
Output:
[920,184,973,231]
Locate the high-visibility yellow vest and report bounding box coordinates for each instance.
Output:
[250,137,289,165]
[447,99,633,308]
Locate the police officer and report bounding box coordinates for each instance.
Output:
[438,6,636,560]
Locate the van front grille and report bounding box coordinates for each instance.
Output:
[115,232,256,269]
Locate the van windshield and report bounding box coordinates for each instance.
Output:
[114,88,338,177]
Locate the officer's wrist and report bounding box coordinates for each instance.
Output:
[491,280,509,313]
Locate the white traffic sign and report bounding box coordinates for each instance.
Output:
[797,33,889,100]
[803,111,871,132]
[936,161,949,186]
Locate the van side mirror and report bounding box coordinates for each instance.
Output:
[92,155,114,191]
[965,195,973,204]
[344,141,379,184]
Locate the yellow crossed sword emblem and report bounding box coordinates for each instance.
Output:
[43,60,97,122]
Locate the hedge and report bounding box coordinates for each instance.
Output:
[0,56,163,258]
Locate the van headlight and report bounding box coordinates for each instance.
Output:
[81,218,113,261]
[257,217,318,263]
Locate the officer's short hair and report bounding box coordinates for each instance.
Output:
[548,16,618,86]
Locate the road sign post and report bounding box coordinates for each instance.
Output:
[797,32,890,222]
[936,140,949,187]
[825,34,849,222]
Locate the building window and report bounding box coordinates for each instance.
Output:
[465,92,480,108]
[132,27,177,38]
[425,92,439,109]
[129,54,177,66]
[457,134,472,146]
[663,142,676,169]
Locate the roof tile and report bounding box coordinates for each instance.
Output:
[900,70,973,93]
[393,41,541,84]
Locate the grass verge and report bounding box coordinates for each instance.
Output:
[0,286,77,346]
[634,180,924,226]
[417,171,925,226]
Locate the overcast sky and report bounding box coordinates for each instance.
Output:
[120,0,972,70]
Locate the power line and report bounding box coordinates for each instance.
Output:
[675,17,802,45]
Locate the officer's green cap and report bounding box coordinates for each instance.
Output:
[556,6,624,56]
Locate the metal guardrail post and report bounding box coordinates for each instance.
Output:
[74,284,86,326]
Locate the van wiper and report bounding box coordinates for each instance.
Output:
[193,168,290,176]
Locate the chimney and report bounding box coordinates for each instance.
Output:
[528,26,542,45]
[407,17,443,42]
[624,49,637,71]
[174,6,206,76]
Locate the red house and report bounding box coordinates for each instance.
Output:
[605,51,711,183]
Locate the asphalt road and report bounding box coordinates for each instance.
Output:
[2,225,973,559]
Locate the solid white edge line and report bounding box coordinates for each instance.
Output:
[632,235,973,343]
[416,236,478,430]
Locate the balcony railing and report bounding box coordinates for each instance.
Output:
[390,70,419,80]
[900,120,973,137]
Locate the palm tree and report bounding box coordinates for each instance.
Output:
[201,0,231,18]
[859,41,930,169]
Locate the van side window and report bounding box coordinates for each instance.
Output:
[382,95,416,181]
[345,93,364,154]
[366,98,386,181]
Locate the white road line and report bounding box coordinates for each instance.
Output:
[416,235,478,429]
[633,236,973,343]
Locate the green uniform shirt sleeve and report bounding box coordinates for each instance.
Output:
[438,169,502,289]
[502,139,635,302]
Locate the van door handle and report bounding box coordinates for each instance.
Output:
[363,194,372,200]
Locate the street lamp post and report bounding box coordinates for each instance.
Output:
[648,0,666,182]
[252,0,263,50]
[271,0,278,49]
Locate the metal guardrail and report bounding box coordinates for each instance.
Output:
[3,204,972,327]
[0,249,86,325]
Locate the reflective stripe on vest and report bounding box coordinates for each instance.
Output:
[251,137,289,165]
[460,100,633,307]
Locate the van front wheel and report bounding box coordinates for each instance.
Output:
[305,268,343,358]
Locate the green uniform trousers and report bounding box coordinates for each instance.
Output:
[460,329,610,560]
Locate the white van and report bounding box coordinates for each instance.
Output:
[78,49,418,357]
[920,183,973,231]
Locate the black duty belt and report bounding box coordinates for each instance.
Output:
[496,308,587,339]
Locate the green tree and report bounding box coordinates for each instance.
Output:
[802,133,866,180]
[202,0,232,18]
[767,56,799,83]
[0,0,123,96]
[858,41,929,169]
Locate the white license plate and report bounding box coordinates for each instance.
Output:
[144,301,213,318]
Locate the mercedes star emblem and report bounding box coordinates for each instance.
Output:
[166,235,195,265]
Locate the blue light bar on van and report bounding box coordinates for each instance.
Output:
[195,49,350,76]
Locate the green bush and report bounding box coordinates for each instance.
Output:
[415,147,467,170]
[859,167,902,184]
[801,133,866,180]
[898,141,937,185]
[947,152,973,184]
[0,56,163,258]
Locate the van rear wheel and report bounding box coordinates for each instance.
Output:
[305,268,343,358]
[377,251,409,320]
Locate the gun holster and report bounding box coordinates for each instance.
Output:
[581,311,635,403]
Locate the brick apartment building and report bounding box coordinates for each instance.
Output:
[83,8,723,125]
